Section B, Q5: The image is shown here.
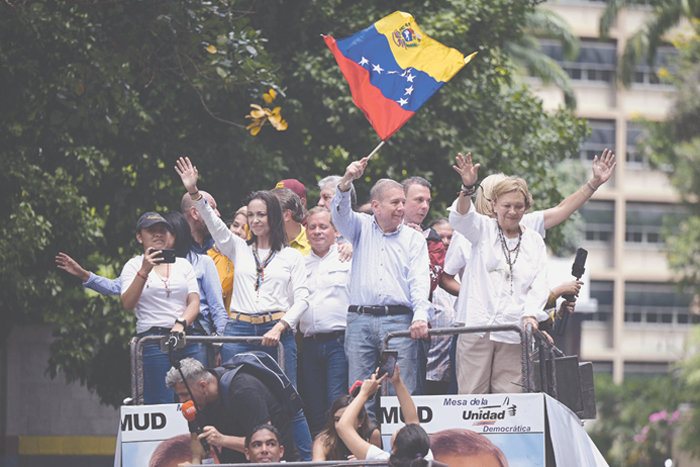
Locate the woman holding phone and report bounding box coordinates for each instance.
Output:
[120,212,201,404]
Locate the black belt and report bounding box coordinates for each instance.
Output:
[304,330,345,343]
[349,305,412,316]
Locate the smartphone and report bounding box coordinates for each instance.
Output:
[378,351,398,378]
[349,380,363,397]
[151,248,177,263]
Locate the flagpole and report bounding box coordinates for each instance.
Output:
[366,140,386,160]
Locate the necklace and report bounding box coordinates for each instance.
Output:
[153,264,172,298]
[252,245,276,295]
[498,225,522,295]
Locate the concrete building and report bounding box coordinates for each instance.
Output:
[1,326,117,466]
[533,0,697,384]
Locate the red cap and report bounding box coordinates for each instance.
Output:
[181,400,197,422]
[275,179,306,200]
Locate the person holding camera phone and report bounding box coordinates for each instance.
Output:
[337,364,433,466]
[120,211,201,404]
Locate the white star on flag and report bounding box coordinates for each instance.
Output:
[404,86,414,95]
[406,73,415,83]
[372,64,384,74]
[397,98,408,106]
[359,57,369,66]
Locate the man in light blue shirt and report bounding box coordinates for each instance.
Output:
[330,157,432,399]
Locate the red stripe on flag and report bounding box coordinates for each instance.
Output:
[324,35,415,141]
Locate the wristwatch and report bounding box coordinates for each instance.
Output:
[175,317,188,328]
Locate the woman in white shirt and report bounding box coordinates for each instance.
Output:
[176,157,309,386]
[120,212,200,404]
[449,153,551,394]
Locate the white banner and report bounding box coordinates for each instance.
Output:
[380,393,546,467]
[119,403,191,467]
[379,393,545,435]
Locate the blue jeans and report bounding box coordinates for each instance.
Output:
[140,330,204,405]
[447,335,459,394]
[345,311,425,420]
[299,334,349,435]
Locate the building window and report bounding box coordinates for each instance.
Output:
[578,120,615,163]
[540,39,617,84]
[580,200,615,243]
[626,123,649,168]
[632,46,678,87]
[625,202,686,247]
[584,280,614,322]
[624,282,699,326]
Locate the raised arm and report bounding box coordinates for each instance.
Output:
[331,158,369,243]
[337,372,386,460]
[453,152,480,215]
[176,157,242,261]
[542,149,616,230]
[388,365,419,425]
[56,253,91,282]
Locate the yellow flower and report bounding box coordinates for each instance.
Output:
[245,102,288,135]
[263,89,277,103]
[206,45,217,54]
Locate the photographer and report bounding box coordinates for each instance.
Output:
[121,212,200,404]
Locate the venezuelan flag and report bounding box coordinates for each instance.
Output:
[324,11,476,141]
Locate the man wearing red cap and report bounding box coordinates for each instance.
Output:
[276,179,307,220]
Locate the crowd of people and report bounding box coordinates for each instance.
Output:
[56,150,616,465]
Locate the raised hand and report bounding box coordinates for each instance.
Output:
[339,157,369,192]
[453,152,480,187]
[175,157,200,194]
[55,252,90,282]
[591,148,616,188]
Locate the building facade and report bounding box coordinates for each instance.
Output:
[535,0,697,384]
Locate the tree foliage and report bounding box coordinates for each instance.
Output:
[589,374,688,467]
[1,0,587,405]
[600,0,700,86]
[632,24,700,460]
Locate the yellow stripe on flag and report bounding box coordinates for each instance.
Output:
[374,11,468,82]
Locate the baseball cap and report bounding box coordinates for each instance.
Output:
[276,179,306,200]
[135,212,173,233]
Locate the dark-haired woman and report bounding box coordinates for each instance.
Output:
[176,157,313,460]
[337,366,432,467]
[163,211,228,365]
[312,394,381,461]
[120,212,201,404]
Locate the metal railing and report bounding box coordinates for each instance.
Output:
[129,335,285,404]
[382,324,562,396]
[130,324,563,404]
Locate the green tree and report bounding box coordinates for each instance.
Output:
[600,0,700,86]
[589,375,687,467]
[634,25,700,460]
[506,7,580,107]
[1,0,588,405]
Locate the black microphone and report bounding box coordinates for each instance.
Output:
[557,248,587,336]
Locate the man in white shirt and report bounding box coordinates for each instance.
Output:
[298,207,351,434]
[331,157,432,401]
